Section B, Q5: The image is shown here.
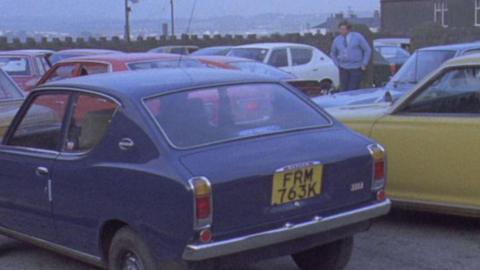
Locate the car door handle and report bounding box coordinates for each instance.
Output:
[36,167,49,177]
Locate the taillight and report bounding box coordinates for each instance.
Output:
[189,177,213,233]
[368,144,386,191]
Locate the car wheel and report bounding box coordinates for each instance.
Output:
[320,80,333,91]
[108,227,160,270]
[292,237,354,270]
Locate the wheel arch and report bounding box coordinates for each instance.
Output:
[98,219,129,262]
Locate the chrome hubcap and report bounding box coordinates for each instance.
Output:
[121,251,144,270]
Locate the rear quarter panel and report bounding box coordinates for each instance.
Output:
[51,105,195,263]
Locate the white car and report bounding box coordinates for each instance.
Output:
[228,43,339,90]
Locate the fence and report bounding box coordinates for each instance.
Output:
[0,32,337,54]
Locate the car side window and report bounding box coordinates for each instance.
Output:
[268,49,289,68]
[402,67,480,114]
[79,63,109,76]
[291,48,313,66]
[7,93,69,150]
[46,64,78,82]
[35,57,46,75]
[64,94,117,152]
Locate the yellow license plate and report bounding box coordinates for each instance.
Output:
[271,163,323,205]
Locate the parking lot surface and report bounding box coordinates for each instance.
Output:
[0,210,477,270]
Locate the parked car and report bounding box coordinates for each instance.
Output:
[36,53,204,86]
[228,43,339,90]
[374,38,411,52]
[0,50,52,91]
[190,46,233,56]
[0,69,25,137]
[372,50,396,88]
[326,53,480,217]
[375,45,410,75]
[193,55,325,96]
[0,68,390,270]
[314,42,480,108]
[49,49,122,64]
[148,45,199,55]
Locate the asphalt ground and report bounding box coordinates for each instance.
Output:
[0,209,477,270]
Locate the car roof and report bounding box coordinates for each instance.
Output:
[37,68,275,100]
[56,53,187,64]
[233,42,313,49]
[0,49,54,56]
[0,50,46,57]
[198,46,233,50]
[442,52,480,67]
[419,42,480,52]
[54,49,121,54]
[154,45,200,49]
[192,55,254,64]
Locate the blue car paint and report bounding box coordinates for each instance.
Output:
[0,68,383,267]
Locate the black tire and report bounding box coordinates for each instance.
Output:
[108,227,160,270]
[292,237,354,270]
[320,80,333,91]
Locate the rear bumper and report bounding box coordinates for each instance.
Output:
[183,199,391,261]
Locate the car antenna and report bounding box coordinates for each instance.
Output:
[178,0,198,68]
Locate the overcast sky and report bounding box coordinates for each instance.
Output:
[0,0,379,20]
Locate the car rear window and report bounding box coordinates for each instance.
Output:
[127,59,204,70]
[145,83,330,148]
[0,56,31,76]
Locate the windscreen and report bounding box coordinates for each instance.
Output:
[0,70,23,99]
[145,83,330,148]
[0,56,31,76]
[228,48,269,62]
[391,50,456,85]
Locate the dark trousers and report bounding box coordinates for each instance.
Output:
[339,68,364,91]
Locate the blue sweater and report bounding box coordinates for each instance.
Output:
[330,32,372,70]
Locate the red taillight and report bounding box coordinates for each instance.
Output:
[374,160,385,181]
[199,229,213,243]
[376,190,386,201]
[368,144,386,191]
[196,196,211,219]
[189,177,213,231]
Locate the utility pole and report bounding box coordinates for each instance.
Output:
[170,0,175,37]
[124,0,131,42]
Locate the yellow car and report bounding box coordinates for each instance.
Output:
[325,54,480,217]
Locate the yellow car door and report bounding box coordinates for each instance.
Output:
[370,66,480,214]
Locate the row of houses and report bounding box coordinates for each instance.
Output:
[315,1,480,36]
[382,0,480,35]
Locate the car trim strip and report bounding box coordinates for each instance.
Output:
[182,199,391,261]
[0,225,106,268]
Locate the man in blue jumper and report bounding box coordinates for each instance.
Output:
[330,21,372,91]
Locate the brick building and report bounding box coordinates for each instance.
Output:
[381,0,480,35]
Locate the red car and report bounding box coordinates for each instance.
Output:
[37,53,204,87]
[48,49,123,65]
[0,50,53,91]
[192,55,325,97]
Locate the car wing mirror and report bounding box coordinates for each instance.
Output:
[384,91,394,104]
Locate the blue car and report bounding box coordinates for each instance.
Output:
[0,68,390,270]
[315,42,480,108]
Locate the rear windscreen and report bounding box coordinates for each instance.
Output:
[144,83,330,148]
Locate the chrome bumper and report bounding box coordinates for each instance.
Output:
[183,199,391,261]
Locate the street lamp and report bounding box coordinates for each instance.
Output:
[170,0,175,37]
[124,0,140,42]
